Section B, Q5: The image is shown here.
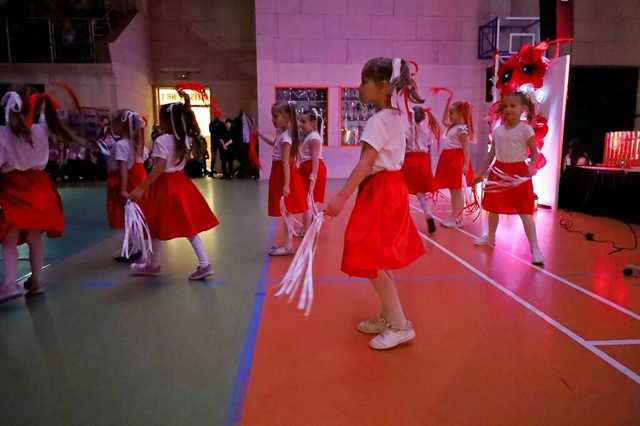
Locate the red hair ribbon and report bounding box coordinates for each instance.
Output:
[175,82,209,101]
[25,93,61,128]
[408,60,419,77]
[430,87,453,96]
[51,82,81,112]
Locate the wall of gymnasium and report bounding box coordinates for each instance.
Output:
[255,0,513,179]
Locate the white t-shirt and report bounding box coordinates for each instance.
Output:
[0,124,50,172]
[492,123,535,163]
[299,131,323,162]
[405,120,436,153]
[151,134,186,172]
[442,124,470,150]
[360,109,408,175]
[110,138,145,171]
[272,129,292,161]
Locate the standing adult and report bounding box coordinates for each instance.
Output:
[220,119,236,179]
[209,116,226,177]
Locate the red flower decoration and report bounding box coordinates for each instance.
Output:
[496,55,522,96]
[533,114,549,140]
[517,43,549,89]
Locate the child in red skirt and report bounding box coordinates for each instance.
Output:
[298,108,327,233]
[0,87,74,302]
[106,109,147,261]
[257,101,307,256]
[128,99,218,280]
[402,105,439,234]
[325,57,425,350]
[433,92,475,228]
[473,92,544,265]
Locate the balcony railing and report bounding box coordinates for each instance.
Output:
[0,16,109,63]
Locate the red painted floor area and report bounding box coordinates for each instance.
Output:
[240,198,640,425]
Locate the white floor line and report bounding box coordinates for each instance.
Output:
[411,202,640,321]
[587,339,640,346]
[416,229,640,385]
[17,264,51,283]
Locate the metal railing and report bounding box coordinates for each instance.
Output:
[0,16,110,63]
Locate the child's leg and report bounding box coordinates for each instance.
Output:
[488,213,499,239]
[188,235,210,267]
[282,217,293,249]
[520,214,542,252]
[150,239,162,267]
[416,193,433,219]
[24,230,44,283]
[450,188,464,218]
[370,270,408,327]
[2,229,19,286]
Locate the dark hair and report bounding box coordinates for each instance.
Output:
[3,85,74,144]
[361,57,425,104]
[568,139,590,166]
[300,108,323,135]
[271,100,300,160]
[159,102,197,162]
[503,91,535,124]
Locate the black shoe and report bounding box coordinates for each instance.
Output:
[114,251,142,263]
[427,218,436,234]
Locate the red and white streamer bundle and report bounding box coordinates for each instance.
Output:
[280,196,304,238]
[275,212,325,316]
[121,201,153,261]
[483,165,531,193]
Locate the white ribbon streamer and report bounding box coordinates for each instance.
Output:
[1,91,22,125]
[280,196,304,238]
[276,212,325,316]
[311,107,324,141]
[483,165,532,193]
[121,201,153,261]
[167,103,181,140]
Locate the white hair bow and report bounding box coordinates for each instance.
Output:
[1,91,22,125]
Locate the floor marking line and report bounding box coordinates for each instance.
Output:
[416,229,640,385]
[588,339,640,346]
[410,203,640,321]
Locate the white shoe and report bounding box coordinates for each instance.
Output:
[474,234,495,246]
[531,247,544,265]
[357,314,389,334]
[441,218,463,229]
[369,321,416,350]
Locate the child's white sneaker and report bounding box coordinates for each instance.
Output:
[357,314,389,334]
[441,218,463,229]
[369,321,416,350]
[531,247,545,265]
[474,234,495,246]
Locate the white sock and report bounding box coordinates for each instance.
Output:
[188,235,209,268]
[417,193,433,219]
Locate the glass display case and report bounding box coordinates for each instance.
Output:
[340,87,376,146]
[275,87,328,145]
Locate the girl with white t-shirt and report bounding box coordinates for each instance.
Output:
[257,101,307,256]
[325,57,425,350]
[129,100,219,280]
[298,108,327,233]
[0,88,74,302]
[473,92,544,265]
[433,90,475,228]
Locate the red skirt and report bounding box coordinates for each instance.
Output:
[401,152,435,195]
[141,171,219,240]
[435,148,474,190]
[482,161,535,215]
[0,169,64,243]
[268,160,308,217]
[299,159,327,203]
[341,171,425,278]
[106,163,148,229]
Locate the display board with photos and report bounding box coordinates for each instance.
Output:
[275,87,328,146]
[340,87,376,146]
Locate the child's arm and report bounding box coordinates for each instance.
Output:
[281,143,292,196]
[460,132,471,175]
[325,143,377,217]
[118,161,129,199]
[473,142,496,184]
[129,158,167,201]
[309,138,322,191]
[442,92,453,127]
[526,135,538,176]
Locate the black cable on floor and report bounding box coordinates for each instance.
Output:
[559,213,638,255]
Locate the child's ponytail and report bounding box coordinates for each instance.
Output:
[391,59,425,104]
[287,102,300,161]
[452,101,475,141]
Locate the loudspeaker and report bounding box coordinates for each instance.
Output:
[540,0,574,40]
[485,67,494,103]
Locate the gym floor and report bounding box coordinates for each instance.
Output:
[1,179,639,426]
